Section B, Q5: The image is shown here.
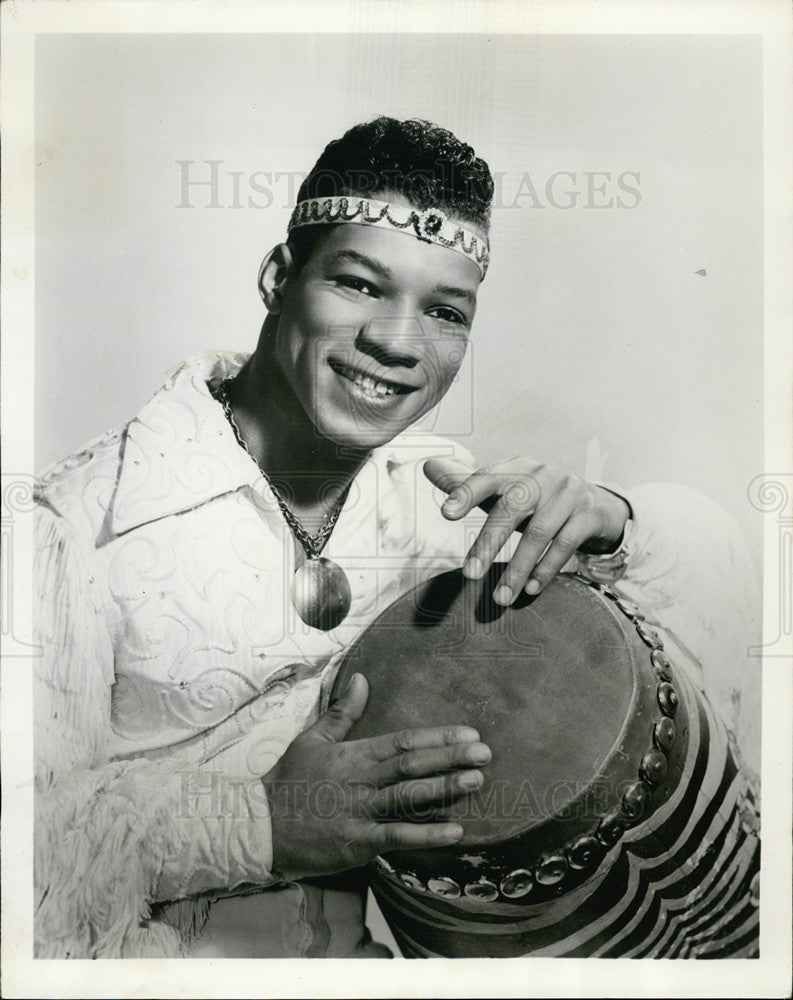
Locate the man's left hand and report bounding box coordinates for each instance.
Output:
[424,456,630,606]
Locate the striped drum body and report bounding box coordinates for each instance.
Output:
[332,570,760,958]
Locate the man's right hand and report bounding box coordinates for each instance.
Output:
[262,673,491,881]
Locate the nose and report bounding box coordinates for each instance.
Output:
[355,314,427,369]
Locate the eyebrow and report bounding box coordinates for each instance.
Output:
[324,249,393,281]
[431,283,478,309]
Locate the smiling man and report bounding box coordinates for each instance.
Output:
[33,117,759,959]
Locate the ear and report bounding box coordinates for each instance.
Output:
[258,243,295,314]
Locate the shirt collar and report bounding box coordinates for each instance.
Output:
[111,349,458,537]
[111,351,260,535]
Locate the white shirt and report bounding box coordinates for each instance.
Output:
[33,350,761,958]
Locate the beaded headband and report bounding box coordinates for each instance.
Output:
[287,196,490,278]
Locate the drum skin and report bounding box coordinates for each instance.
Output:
[332,569,761,958]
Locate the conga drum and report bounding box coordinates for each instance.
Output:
[332,569,760,958]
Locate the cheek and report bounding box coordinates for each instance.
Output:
[277,293,359,372]
[431,336,469,391]
[273,312,323,381]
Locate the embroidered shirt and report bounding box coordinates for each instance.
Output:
[33,350,761,958]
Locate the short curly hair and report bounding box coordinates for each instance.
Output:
[287,116,494,271]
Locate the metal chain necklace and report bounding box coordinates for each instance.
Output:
[215,376,352,631]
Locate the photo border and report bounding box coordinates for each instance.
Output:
[2,1,791,997]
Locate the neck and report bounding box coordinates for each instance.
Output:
[225,338,370,515]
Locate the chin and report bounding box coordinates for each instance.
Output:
[316,418,405,451]
[308,394,422,451]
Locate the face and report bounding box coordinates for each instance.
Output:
[264,209,484,450]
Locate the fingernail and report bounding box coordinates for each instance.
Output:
[463,557,484,579]
[459,770,483,789]
[456,727,480,742]
[470,744,491,765]
[445,824,464,841]
[442,496,462,512]
[343,673,360,695]
[525,579,540,595]
[493,585,513,605]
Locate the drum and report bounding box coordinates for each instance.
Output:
[332,569,760,958]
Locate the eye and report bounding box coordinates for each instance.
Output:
[335,275,378,297]
[428,305,468,326]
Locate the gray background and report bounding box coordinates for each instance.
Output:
[35,32,764,565]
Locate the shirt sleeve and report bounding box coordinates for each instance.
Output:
[574,482,762,781]
[34,501,279,958]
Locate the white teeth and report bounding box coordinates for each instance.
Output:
[346,367,398,397]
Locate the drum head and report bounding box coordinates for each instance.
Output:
[334,569,643,845]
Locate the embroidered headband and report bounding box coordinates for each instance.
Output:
[287,196,490,278]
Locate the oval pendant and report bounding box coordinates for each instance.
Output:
[291,556,352,631]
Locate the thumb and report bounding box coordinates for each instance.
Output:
[309,673,369,744]
[424,456,476,520]
[423,456,475,496]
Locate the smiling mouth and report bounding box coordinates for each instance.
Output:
[328,359,419,398]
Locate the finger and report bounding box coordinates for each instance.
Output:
[373,770,484,818]
[422,456,477,497]
[490,497,575,604]
[375,741,491,785]
[363,725,481,764]
[461,478,543,581]
[369,820,465,851]
[445,470,532,521]
[425,458,538,521]
[523,513,592,596]
[309,673,368,744]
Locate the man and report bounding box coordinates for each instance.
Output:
[34,117,759,958]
